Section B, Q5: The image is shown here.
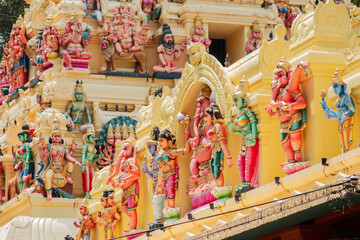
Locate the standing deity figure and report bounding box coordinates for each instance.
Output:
[37,117,81,200]
[59,13,92,70]
[153,23,185,73]
[65,80,92,132]
[141,126,165,225]
[82,0,103,27]
[14,124,34,192]
[82,125,102,198]
[228,79,259,193]
[265,58,309,163]
[245,22,262,55]
[203,104,233,186]
[74,197,95,240]
[97,189,121,240]
[141,0,161,22]
[321,69,356,153]
[186,16,211,52]
[98,124,116,168]
[107,138,140,230]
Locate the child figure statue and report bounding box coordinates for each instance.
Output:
[74,197,95,240]
[321,69,356,153]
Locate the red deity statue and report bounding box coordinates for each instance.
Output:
[186,16,211,52]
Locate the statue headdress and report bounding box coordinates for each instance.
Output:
[148,126,160,145]
[332,68,346,85]
[52,116,61,134]
[159,23,173,46]
[115,124,121,139]
[122,123,129,139]
[233,76,250,104]
[80,197,90,208]
[197,85,212,101]
[70,11,78,22]
[274,57,291,75]
[72,80,87,102]
[14,16,24,28]
[83,124,95,145]
[45,17,53,27]
[107,123,114,139]
[247,21,262,40]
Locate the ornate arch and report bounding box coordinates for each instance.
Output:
[170,43,233,135]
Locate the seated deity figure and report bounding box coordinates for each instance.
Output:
[186,16,211,52]
[321,69,356,153]
[64,80,92,133]
[245,22,262,55]
[153,23,185,73]
[37,117,81,200]
[82,0,103,27]
[265,57,310,163]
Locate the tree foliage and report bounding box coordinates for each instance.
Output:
[0,0,29,58]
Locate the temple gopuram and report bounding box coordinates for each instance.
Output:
[1,0,360,239]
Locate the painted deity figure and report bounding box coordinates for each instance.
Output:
[97,124,116,168]
[14,124,34,192]
[0,66,10,90]
[153,23,185,73]
[97,189,121,240]
[141,126,165,224]
[203,104,233,186]
[38,18,60,63]
[59,13,92,70]
[321,69,356,153]
[82,0,103,27]
[265,58,309,163]
[81,125,102,198]
[187,16,211,52]
[65,80,92,132]
[141,0,161,22]
[74,197,95,240]
[228,80,259,193]
[37,117,81,200]
[107,138,140,230]
[245,22,262,55]
[276,0,290,26]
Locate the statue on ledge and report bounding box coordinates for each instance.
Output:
[82,0,103,27]
[187,16,211,52]
[141,0,161,22]
[321,69,356,153]
[74,197,95,240]
[153,23,185,74]
[245,22,262,55]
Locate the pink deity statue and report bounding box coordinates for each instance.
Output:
[153,23,185,73]
[265,58,310,163]
[97,189,121,240]
[74,197,95,240]
[37,117,82,200]
[107,139,140,230]
[186,16,211,52]
[82,0,103,27]
[245,22,262,55]
[59,13,92,70]
[141,0,161,22]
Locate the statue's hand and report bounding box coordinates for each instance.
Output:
[265,105,274,116]
[165,65,171,73]
[141,161,147,173]
[320,100,328,110]
[25,162,29,172]
[228,121,234,132]
[340,113,346,125]
[81,165,85,173]
[246,139,256,147]
[71,141,77,152]
[75,161,82,167]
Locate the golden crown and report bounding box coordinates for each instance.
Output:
[107,123,114,138]
[80,197,89,207]
[332,68,345,85]
[194,16,203,28]
[115,124,121,138]
[275,57,291,74]
[52,116,60,134]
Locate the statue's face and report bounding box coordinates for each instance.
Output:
[12,27,20,35]
[233,97,245,109]
[147,143,157,155]
[107,137,115,145]
[204,112,213,126]
[252,30,261,40]
[52,134,62,143]
[275,70,288,86]
[143,5,152,14]
[334,0,342,4]
[44,26,51,35]
[158,137,171,150]
[18,134,25,143]
[194,27,203,36]
[88,134,96,143]
[100,197,107,208]
[163,34,173,44]
[75,92,84,101]
[71,23,80,33]
[108,195,114,206]
[79,206,87,215]
[333,83,344,95]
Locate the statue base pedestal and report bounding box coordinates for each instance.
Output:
[281,161,311,175]
[105,72,150,78]
[64,57,90,71]
[163,207,180,224]
[124,229,145,240]
[152,72,182,79]
[148,222,164,230]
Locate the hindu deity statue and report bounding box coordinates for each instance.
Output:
[38,17,59,63]
[74,197,95,240]
[141,126,165,225]
[245,22,262,55]
[82,125,102,198]
[97,189,121,240]
[276,0,290,26]
[321,69,356,153]
[0,65,10,90]
[59,12,92,70]
[115,124,122,143]
[107,138,140,230]
[14,124,34,192]
[187,16,211,52]
[265,57,310,164]
[203,104,233,186]
[228,79,259,193]
[97,124,115,169]
[141,0,161,22]
[153,23,186,74]
[37,117,81,200]
[64,80,92,133]
[82,0,103,27]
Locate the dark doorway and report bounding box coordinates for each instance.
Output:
[209,39,226,66]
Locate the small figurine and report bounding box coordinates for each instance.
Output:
[245,22,262,55]
[97,189,121,240]
[141,0,161,22]
[82,0,103,27]
[59,12,92,70]
[107,138,140,230]
[187,16,211,52]
[37,117,82,200]
[276,0,290,26]
[141,126,165,225]
[228,79,259,193]
[321,69,356,153]
[153,23,185,73]
[81,125,102,198]
[64,80,92,132]
[14,124,34,192]
[74,197,95,240]
[265,57,309,164]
